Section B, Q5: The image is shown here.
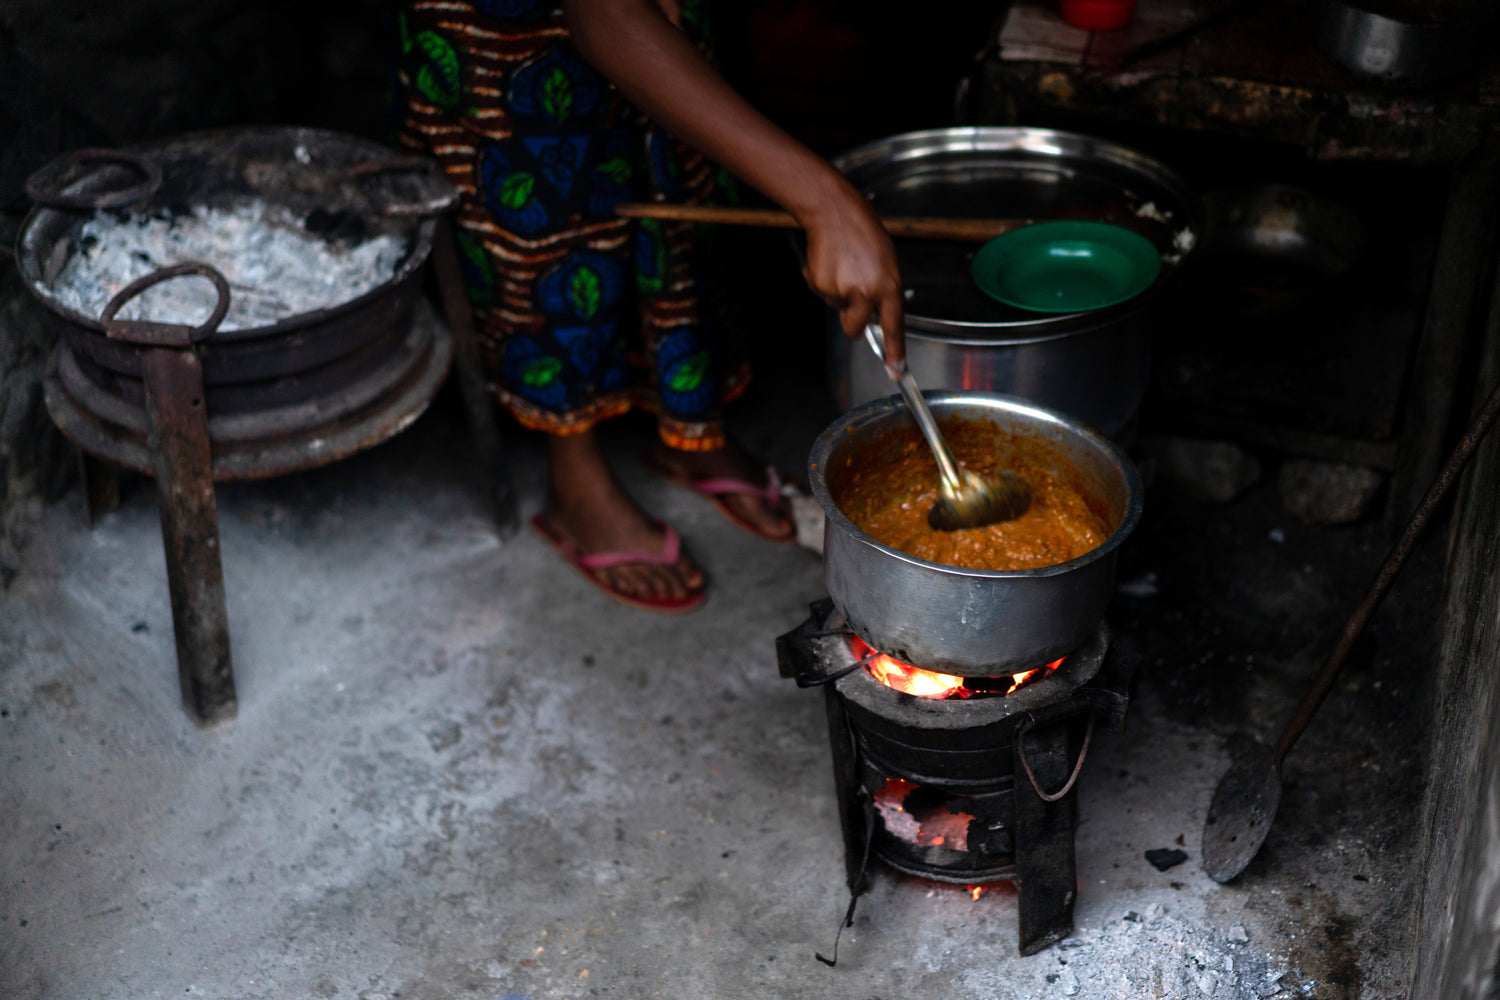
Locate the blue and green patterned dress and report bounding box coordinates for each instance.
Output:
[397,0,747,451]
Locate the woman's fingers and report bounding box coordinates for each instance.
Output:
[877,284,905,375]
[837,293,872,339]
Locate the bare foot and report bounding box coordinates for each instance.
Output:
[646,440,796,543]
[544,431,705,603]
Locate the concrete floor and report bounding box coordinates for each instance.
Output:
[0,357,1431,998]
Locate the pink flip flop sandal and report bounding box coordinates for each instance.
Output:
[531,513,707,614]
[642,456,797,544]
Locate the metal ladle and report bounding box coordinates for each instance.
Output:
[1202,376,1500,883]
[864,323,1032,531]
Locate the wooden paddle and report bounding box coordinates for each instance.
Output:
[612,201,1032,242]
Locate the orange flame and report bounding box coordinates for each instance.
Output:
[969,885,986,901]
[852,637,1065,700]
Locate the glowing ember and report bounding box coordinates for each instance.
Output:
[969,885,986,901]
[851,637,1064,699]
[866,652,967,698]
[873,779,922,840]
[872,778,974,850]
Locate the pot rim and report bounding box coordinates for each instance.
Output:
[900,291,1156,345]
[808,390,1144,580]
[829,125,1203,337]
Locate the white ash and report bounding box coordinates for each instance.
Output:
[45,201,409,331]
[1003,905,1314,999]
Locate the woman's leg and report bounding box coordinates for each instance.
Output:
[633,127,794,542]
[396,0,706,602]
[545,430,704,600]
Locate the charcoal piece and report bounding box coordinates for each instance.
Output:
[303,207,367,244]
[1145,847,1188,871]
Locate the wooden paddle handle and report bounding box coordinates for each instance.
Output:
[612,201,1031,242]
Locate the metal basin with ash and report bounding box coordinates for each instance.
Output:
[16,126,455,456]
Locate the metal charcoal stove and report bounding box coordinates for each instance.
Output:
[777,599,1132,957]
[16,128,469,725]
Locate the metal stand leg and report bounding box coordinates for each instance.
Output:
[431,216,520,539]
[1013,720,1078,956]
[823,685,872,893]
[140,347,236,724]
[78,450,120,527]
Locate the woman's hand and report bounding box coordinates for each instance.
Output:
[799,176,906,376]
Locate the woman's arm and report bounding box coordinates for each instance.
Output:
[565,0,906,368]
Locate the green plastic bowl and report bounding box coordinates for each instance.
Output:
[971,220,1162,313]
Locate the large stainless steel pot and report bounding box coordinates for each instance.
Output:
[828,128,1202,436]
[809,391,1143,676]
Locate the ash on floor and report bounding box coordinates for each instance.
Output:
[0,346,1432,998]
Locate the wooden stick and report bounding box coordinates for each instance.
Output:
[612,201,1033,242]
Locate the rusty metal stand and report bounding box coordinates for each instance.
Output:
[47,288,455,725]
[101,264,237,724]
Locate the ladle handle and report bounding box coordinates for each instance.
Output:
[1274,376,1500,765]
[864,323,965,497]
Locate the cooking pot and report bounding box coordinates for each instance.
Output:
[827,128,1202,436]
[809,390,1143,676]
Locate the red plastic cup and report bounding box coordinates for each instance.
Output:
[1059,0,1138,30]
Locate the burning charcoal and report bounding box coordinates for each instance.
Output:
[1145,847,1189,871]
[1277,459,1384,526]
[1144,435,1261,504]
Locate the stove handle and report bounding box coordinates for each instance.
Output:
[99,263,231,347]
[25,148,163,211]
[1015,709,1095,804]
[331,156,460,218]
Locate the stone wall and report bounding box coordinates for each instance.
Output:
[1410,271,1500,998]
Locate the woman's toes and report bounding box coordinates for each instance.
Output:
[677,554,706,592]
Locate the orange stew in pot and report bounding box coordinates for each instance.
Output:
[833,418,1111,571]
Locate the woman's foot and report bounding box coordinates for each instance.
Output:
[645,440,796,543]
[543,431,705,605]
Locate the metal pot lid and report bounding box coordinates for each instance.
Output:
[831,127,1203,342]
